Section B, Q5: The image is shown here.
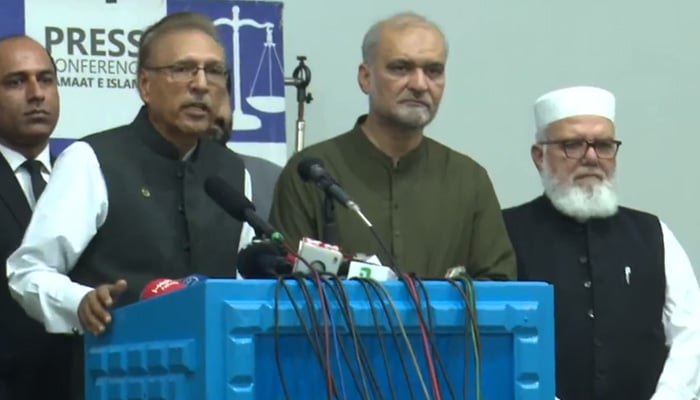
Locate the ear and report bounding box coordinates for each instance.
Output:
[137,71,151,104]
[531,144,544,172]
[357,63,371,94]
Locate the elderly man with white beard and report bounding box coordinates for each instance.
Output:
[503,86,700,400]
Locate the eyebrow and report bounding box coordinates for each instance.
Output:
[171,57,225,65]
[2,68,56,78]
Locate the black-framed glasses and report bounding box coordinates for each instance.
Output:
[538,139,622,159]
[143,62,229,86]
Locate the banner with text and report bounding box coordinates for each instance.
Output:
[0,0,287,166]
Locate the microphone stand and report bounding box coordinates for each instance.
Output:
[284,56,313,153]
[322,194,339,245]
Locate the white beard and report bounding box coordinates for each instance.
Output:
[540,160,619,222]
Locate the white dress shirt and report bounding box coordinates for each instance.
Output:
[6,141,255,335]
[651,221,700,400]
[0,142,51,208]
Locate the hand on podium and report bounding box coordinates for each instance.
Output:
[78,279,127,335]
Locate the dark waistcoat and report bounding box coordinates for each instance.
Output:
[503,195,668,400]
[69,107,245,306]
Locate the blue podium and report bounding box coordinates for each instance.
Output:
[84,279,554,400]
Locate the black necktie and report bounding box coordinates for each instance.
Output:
[22,159,47,200]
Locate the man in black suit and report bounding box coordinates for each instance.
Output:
[208,77,282,219]
[0,34,71,400]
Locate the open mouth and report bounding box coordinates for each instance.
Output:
[182,103,210,116]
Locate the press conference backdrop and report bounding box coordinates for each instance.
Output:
[0,0,697,279]
[0,0,287,166]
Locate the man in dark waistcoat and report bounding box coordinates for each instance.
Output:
[503,86,700,400]
[6,12,254,400]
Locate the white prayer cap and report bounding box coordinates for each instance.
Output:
[534,86,615,132]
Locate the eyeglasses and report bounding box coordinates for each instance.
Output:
[143,62,229,87]
[538,139,622,159]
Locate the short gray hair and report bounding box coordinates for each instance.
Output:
[138,12,222,75]
[361,12,448,65]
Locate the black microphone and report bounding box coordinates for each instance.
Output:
[297,158,400,274]
[297,157,357,210]
[237,240,293,278]
[204,175,278,239]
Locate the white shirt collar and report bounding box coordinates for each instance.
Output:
[0,141,52,174]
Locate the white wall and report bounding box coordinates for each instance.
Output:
[277,0,700,277]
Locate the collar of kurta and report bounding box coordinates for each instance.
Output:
[131,105,200,161]
[349,114,429,172]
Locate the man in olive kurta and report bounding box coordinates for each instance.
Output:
[270,12,515,279]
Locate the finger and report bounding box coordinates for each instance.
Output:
[110,279,128,295]
[89,289,112,325]
[79,294,105,334]
[97,284,115,308]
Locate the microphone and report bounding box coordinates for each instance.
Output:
[296,158,400,274]
[204,175,280,240]
[237,240,293,278]
[179,274,208,287]
[297,158,358,210]
[140,278,186,300]
[346,259,398,281]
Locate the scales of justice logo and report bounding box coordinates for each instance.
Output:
[214,5,285,132]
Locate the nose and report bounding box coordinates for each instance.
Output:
[25,77,45,103]
[190,69,209,93]
[407,68,428,92]
[581,143,599,164]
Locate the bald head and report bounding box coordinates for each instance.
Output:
[0,35,56,73]
[361,12,448,65]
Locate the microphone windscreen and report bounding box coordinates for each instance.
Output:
[297,157,324,182]
[237,241,292,278]
[140,278,186,300]
[204,175,255,222]
[179,274,208,287]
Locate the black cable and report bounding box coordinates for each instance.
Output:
[414,277,458,399]
[279,243,340,398]
[312,275,367,398]
[331,274,387,400]
[400,274,443,400]
[277,276,339,399]
[274,277,292,400]
[356,278,398,400]
[360,278,417,400]
[292,276,339,399]
[282,249,369,399]
[324,275,384,400]
[446,279,472,400]
[367,225,399,274]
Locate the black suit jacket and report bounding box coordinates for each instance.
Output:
[0,153,60,372]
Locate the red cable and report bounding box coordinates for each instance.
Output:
[284,242,334,399]
[404,274,442,400]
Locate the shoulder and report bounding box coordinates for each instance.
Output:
[295,132,349,160]
[424,137,488,177]
[79,122,135,148]
[200,140,243,164]
[502,197,542,222]
[280,132,349,174]
[239,154,282,175]
[616,205,661,230]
